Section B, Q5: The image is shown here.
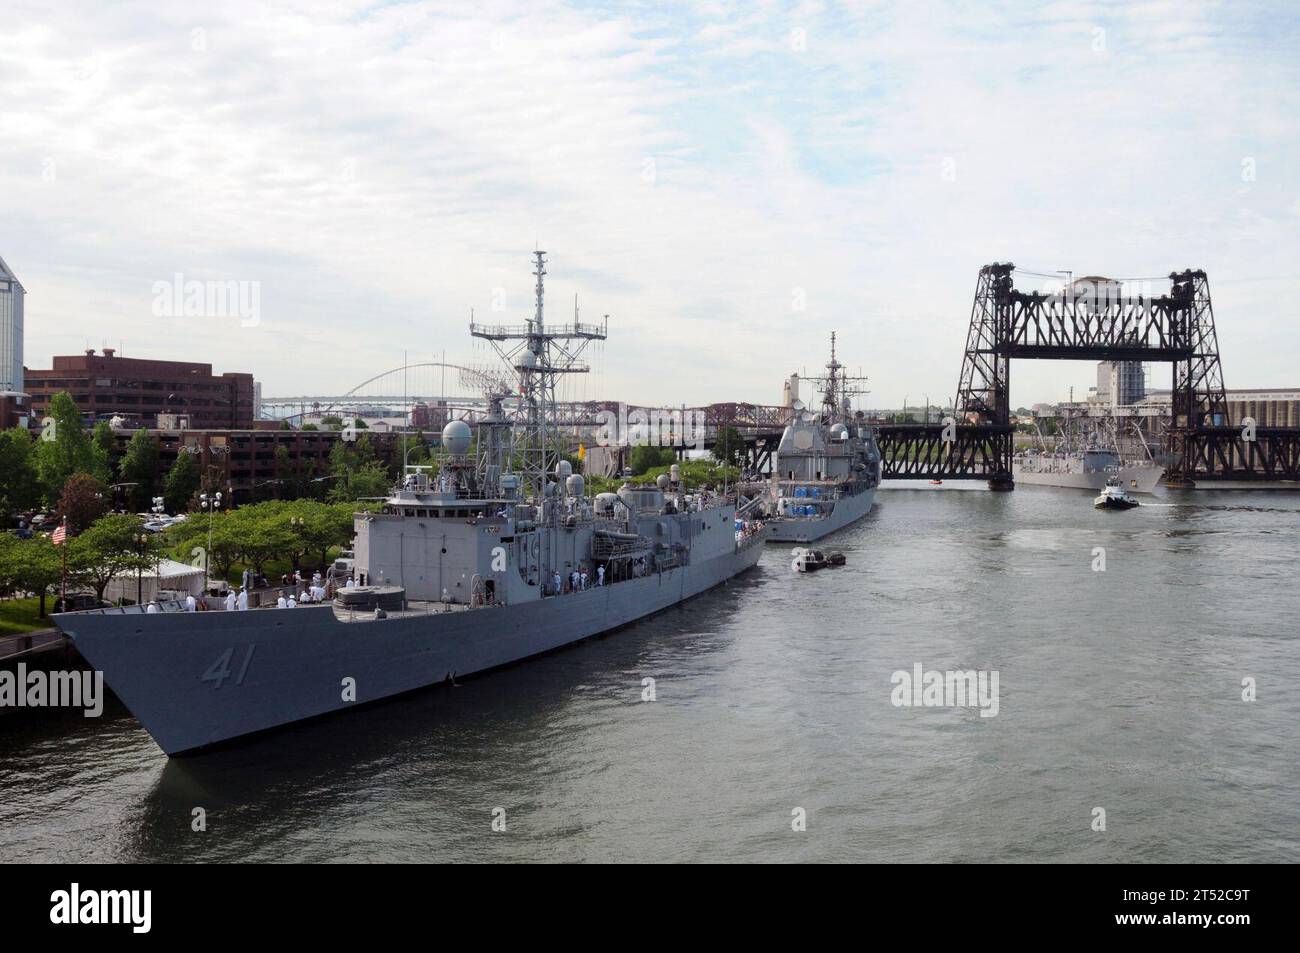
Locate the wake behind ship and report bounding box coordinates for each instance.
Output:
[54,253,768,756]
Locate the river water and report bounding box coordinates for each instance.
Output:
[2,485,1297,863]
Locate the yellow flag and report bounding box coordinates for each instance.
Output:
[577,443,586,461]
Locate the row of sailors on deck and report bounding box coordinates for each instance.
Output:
[147,575,361,613]
[550,565,605,595]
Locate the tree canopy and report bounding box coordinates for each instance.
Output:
[34,392,101,503]
[163,449,201,514]
[118,428,160,512]
[0,427,40,514]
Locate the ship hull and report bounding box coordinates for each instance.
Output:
[1013,465,1164,494]
[55,537,767,756]
[766,486,876,543]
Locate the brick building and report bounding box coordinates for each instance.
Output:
[24,349,256,428]
[112,427,399,503]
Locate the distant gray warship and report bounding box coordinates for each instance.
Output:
[756,334,881,543]
[1013,448,1163,494]
[55,253,768,756]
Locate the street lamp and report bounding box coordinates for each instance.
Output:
[290,515,305,583]
[136,532,150,605]
[199,490,222,593]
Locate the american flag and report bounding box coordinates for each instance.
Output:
[51,523,67,545]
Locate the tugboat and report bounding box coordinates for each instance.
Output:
[790,548,847,572]
[1094,477,1140,510]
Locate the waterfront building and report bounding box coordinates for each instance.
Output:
[24,349,256,429]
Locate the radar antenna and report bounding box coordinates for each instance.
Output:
[469,251,608,502]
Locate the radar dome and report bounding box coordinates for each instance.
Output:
[556,459,573,480]
[441,419,472,455]
[566,474,585,497]
[656,474,670,489]
[516,350,538,369]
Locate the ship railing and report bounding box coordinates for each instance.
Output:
[470,319,607,340]
[592,536,652,559]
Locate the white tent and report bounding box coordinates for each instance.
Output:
[104,559,208,605]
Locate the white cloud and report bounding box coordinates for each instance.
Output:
[2,0,1297,411]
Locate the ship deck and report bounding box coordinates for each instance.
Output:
[332,600,477,622]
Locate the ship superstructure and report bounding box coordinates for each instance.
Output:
[54,253,768,756]
[758,334,881,543]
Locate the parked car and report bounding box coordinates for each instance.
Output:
[53,593,112,613]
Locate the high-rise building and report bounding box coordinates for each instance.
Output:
[0,255,25,429]
[0,255,24,395]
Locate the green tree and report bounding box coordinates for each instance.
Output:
[167,511,238,581]
[629,444,675,475]
[163,449,200,514]
[117,428,160,512]
[711,426,743,467]
[230,506,296,576]
[327,433,390,502]
[0,427,40,515]
[0,534,64,618]
[56,472,109,534]
[68,513,154,602]
[329,462,391,502]
[282,499,356,570]
[91,420,116,483]
[274,445,312,500]
[34,392,98,504]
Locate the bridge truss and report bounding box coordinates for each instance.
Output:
[908,263,1299,486]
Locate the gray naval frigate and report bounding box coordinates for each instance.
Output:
[755,334,881,544]
[1012,448,1164,493]
[53,252,769,756]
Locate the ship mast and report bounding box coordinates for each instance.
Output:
[469,251,608,502]
[806,331,868,422]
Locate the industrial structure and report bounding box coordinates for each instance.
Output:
[881,264,1300,487]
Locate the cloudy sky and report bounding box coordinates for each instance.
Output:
[3,0,1298,412]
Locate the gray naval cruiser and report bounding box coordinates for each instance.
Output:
[54,252,768,756]
[757,334,881,544]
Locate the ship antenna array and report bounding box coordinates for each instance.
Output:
[805,331,869,419]
[469,250,608,504]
